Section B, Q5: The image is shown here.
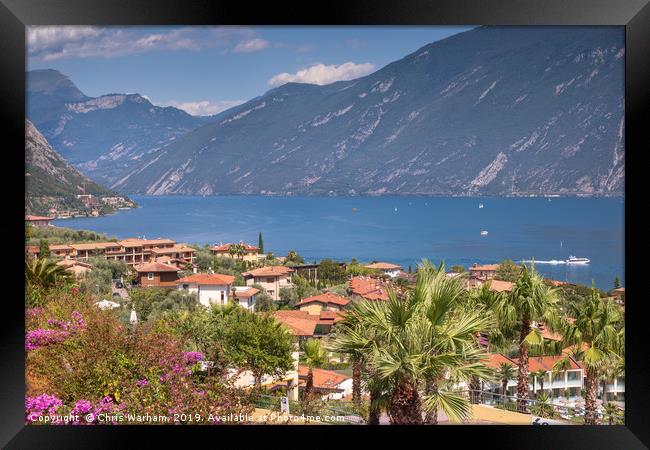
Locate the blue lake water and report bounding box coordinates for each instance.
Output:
[54,196,624,290]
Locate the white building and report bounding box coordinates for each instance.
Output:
[175,273,235,308]
[232,286,260,311]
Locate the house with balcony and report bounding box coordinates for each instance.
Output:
[469,263,499,281]
[134,262,181,288]
[25,215,53,228]
[176,273,235,308]
[211,242,260,262]
[55,259,92,279]
[242,266,294,300]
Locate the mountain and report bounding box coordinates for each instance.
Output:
[110,26,624,197]
[27,69,212,184]
[25,120,133,215]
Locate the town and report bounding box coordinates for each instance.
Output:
[24,215,625,425]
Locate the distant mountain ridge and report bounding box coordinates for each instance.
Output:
[27,69,213,183]
[29,26,625,197]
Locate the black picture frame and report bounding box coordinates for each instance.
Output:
[2,0,648,447]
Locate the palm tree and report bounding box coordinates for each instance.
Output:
[491,263,560,412]
[553,286,624,425]
[599,357,624,403]
[532,369,548,397]
[302,338,327,399]
[25,257,74,307]
[330,260,492,424]
[495,362,516,398]
[602,402,622,425]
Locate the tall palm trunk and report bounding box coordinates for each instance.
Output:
[516,319,531,413]
[469,375,480,404]
[584,367,599,425]
[501,379,508,398]
[388,377,423,425]
[352,357,362,409]
[368,388,380,425]
[305,368,314,397]
[424,379,438,424]
[601,379,607,403]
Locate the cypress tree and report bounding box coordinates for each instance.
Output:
[258,232,264,254]
[39,238,51,259]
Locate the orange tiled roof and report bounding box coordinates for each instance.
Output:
[297,292,350,307]
[242,266,294,277]
[298,366,350,389]
[488,280,514,292]
[49,244,74,251]
[349,276,389,301]
[120,238,176,246]
[134,262,181,273]
[516,355,581,372]
[150,244,196,254]
[536,322,563,341]
[481,353,517,370]
[545,279,569,286]
[273,310,318,336]
[364,262,402,270]
[176,273,235,285]
[233,287,260,298]
[56,259,92,269]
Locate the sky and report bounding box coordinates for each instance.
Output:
[27,26,473,115]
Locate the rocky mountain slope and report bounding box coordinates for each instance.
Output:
[25,120,131,215]
[31,27,625,197]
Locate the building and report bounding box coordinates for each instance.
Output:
[469,264,499,281]
[211,242,260,262]
[242,266,294,300]
[349,276,389,301]
[42,237,195,267]
[134,262,181,288]
[176,273,235,308]
[25,215,53,228]
[273,310,344,339]
[55,259,92,279]
[232,286,260,311]
[296,292,350,315]
[364,262,403,278]
[232,351,301,401]
[612,287,625,305]
[297,366,353,400]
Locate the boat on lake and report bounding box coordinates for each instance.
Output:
[566,256,590,264]
[480,230,489,236]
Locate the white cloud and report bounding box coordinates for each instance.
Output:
[233,38,269,53]
[27,26,264,61]
[268,62,375,87]
[158,99,246,116]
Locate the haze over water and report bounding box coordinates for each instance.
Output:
[54,196,624,290]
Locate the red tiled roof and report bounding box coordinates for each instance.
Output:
[364,262,402,270]
[134,262,181,273]
[536,322,563,341]
[349,276,389,301]
[176,273,235,285]
[25,246,39,254]
[298,366,350,390]
[242,266,294,277]
[56,260,92,269]
[297,292,350,307]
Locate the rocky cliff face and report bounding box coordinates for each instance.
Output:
[30,26,625,197]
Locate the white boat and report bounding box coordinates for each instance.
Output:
[479,203,484,209]
[480,230,489,236]
[566,256,590,264]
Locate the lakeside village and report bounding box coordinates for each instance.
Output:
[29,193,136,219]
[25,215,625,425]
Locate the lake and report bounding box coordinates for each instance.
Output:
[54,196,624,290]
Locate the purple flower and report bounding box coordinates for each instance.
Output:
[71,399,93,416]
[182,351,204,364]
[135,378,149,387]
[25,329,69,351]
[25,394,62,420]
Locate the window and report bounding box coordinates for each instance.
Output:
[147,272,154,280]
[267,278,274,283]
[567,371,581,382]
[220,291,225,302]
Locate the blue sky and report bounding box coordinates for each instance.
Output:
[27,26,473,115]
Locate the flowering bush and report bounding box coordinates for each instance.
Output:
[26,290,255,425]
